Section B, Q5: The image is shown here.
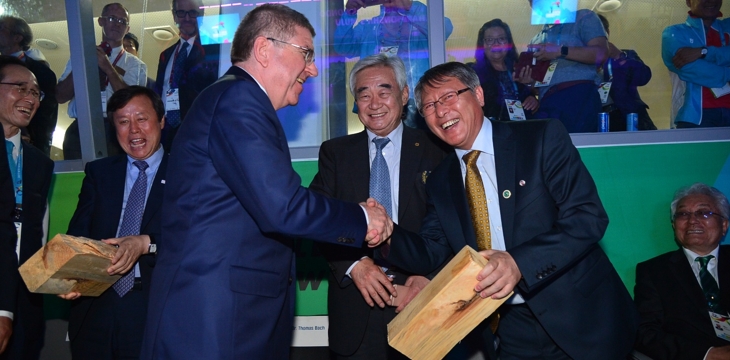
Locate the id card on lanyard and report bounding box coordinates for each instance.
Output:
[166,43,187,111]
[102,49,125,113]
[8,145,23,259]
[598,58,613,104]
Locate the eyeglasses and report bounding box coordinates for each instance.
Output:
[174,9,201,19]
[673,210,725,222]
[484,37,509,46]
[419,88,470,116]
[100,15,129,26]
[267,38,315,65]
[0,82,44,101]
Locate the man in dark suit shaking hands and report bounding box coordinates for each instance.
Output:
[309,54,447,359]
[635,183,730,359]
[384,62,638,359]
[59,86,167,360]
[141,5,391,360]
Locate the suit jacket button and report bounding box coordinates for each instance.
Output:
[288,277,293,284]
[536,274,543,280]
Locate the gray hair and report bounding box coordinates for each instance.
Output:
[414,62,481,109]
[348,54,407,96]
[0,16,33,51]
[670,183,730,220]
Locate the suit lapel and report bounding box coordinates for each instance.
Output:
[492,122,516,248]
[669,249,715,336]
[397,127,421,222]
[351,132,370,201]
[105,156,128,236]
[719,246,730,313]
[141,154,167,230]
[442,155,477,249]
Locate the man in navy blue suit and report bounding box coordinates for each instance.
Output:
[141,5,391,360]
[385,62,638,359]
[61,86,167,359]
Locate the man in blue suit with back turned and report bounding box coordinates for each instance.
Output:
[141,4,391,360]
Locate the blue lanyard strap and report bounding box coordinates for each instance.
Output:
[7,143,23,206]
[607,58,613,81]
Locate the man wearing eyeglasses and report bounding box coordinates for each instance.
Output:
[383,62,638,360]
[635,183,730,360]
[0,16,58,157]
[141,4,392,360]
[0,55,54,360]
[154,0,220,152]
[56,3,147,160]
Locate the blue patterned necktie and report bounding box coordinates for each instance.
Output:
[165,41,189,128]
[370,138,392,218]
[696,255,726,314]
[112,160,149,297]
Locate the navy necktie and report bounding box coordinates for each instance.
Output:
[370,138,392,218]
[112,160,149,297]
[696,255,725,314]
[166,41,189,128]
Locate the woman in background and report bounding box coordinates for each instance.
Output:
[472,19,538,121]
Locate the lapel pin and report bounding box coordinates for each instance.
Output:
[161,180,166,184]
[415,142,420,147]
[421,171,431,185]
[519,180,525,186]
[502,190,511,199]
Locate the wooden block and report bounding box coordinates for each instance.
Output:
[18,234,121,297]
[388,246,511,360]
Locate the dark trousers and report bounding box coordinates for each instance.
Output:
[0,289,44,360]
[677,108,730,128]
[70,288,148,360]
[497,304,571,360]
[536,82,602,133]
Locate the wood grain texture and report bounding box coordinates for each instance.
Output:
[19,234,120,296]
[388,246,510,360]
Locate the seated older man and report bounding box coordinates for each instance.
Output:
[634,183,730,360]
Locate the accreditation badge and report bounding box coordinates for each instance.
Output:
[709,311,730,341]
[505,99,527,121]
[379,46,399,58]
[597,82,612,104]
[101,91,108,113]
[166,88,181,111]
[534,61,558,87]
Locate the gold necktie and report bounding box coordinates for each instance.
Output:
[463,151,491,251]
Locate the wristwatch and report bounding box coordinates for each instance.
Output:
[700,47,708,59]
[560,45,569,58]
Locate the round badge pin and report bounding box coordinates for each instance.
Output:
[502,190,511,199]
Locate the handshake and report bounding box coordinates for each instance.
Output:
[360,198,394,248]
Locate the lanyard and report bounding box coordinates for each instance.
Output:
[607,58,613,81]
[7,144,23,206]
[169,41,188,86]
[103,49,125,88]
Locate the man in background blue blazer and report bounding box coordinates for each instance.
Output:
[141,5,391,360]
[62,86,167,359]
[385,62,638,359]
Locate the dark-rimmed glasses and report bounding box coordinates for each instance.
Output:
[100,15,129,26]
[484,37,509,46]
[673,210,725,222]
[266,38,315,65]
[419,88,470,117]
[174,10,201,19]
[0,82,44,101]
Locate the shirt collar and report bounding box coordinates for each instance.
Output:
[236,65,267,95]
[6,129,21,151]
[126,144,164,169]
[683,245,721,264]
[455,117,493,161]
[366,121,404,145]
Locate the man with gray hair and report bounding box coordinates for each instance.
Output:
[141,5,391,359]
[309,54,446,359]
[635,183,730,359]
[0,15,57,156]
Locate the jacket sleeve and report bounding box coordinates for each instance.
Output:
[662,25,730,88]
[66,162,97,238]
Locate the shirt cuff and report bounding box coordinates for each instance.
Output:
[704,347,713,360]
[359,205,370,224]
[0,311,13,321]
[345,256,370,279]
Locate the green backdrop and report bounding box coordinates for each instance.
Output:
[44,141,730,318]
